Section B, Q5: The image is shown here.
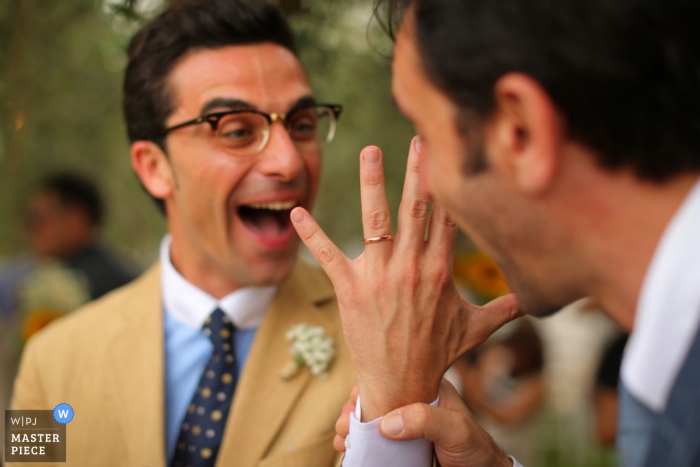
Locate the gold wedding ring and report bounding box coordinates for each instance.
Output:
[363,234,394,245]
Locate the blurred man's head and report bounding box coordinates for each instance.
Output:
[383,0,700,318]
[125,0,340,295]
[27,173,103,259]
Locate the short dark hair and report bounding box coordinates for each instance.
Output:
[40,173,104,226]
[123,0,298,212]
[377,0,700,181]
[124,0,297,146]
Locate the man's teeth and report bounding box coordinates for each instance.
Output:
[245,201,297,211]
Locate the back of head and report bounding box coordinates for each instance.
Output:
[27,172,103,259]
[123,0,298,148]
[378,0,700,181]
[40,172,103,227]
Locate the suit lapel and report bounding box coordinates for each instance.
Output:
[216,261,336,466]
[107,264,166,466]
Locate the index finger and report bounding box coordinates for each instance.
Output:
[291,207,351,284]
[334,396,356,440]
[334,385,359,453]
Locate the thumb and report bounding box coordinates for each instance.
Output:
[379,381,469,449]
[463,293,522,351]
[379,381,511,467]
[380,403,468,450]
[479,293,522,328]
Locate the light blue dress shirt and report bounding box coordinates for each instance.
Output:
[159,237,277,464]
[0,256,34,320]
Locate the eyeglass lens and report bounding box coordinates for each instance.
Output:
[215,107,335,156]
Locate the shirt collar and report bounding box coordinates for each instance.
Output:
[160,235,277,330]
[622,178,700,412]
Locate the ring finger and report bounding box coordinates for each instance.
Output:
[360,146,393,265]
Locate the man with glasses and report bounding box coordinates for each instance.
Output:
[10,1,354,466]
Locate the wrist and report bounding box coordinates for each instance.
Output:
[357,378,440,421]
[495,448,513,467]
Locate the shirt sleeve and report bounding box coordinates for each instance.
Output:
[510,456,524,467]
[341,396,436,467]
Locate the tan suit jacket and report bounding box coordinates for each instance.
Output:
[10,260,354,467]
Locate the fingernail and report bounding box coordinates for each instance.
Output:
[291,208,305,224]
[364,148,380,166]
[414,136,422,154]
[381,412,405,436]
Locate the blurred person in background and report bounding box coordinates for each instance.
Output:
[25,172,137,300]
[0,172,136,319]
[293,0,700,466]
[9,1,359,467]
[594,332,630,447]
[457,320,545,465]
[0,260,33,328]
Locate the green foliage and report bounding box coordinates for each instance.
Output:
[0,0,165,263]
[107,0,146,22]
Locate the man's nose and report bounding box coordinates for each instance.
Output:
[256,122,306,181]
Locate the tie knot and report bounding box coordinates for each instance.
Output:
[202,308,235,352]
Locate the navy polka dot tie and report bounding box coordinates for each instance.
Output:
[172,309,237,467]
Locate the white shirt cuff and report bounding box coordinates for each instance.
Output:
[342,396,436,467]
[509,456,524,466]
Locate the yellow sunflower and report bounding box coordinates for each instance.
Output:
[22,308,66,342]
[454,251,509,299]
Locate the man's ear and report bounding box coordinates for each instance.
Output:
[488,72,564,194]
[131,141,176,201]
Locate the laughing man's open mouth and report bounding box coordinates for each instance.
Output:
[237,200,297,239]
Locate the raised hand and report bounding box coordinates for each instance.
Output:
[291,137,520,420]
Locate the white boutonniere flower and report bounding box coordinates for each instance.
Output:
[280,323,335,381]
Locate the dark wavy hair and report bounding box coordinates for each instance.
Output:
[123,0,297,147]
[376,0,700,181]
[41,173,104,227]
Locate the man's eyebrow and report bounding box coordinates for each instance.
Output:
[286,95,318,114]
[199,95,318,116]
[200,98,255,115]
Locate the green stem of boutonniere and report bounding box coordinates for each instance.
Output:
[279,360,301,381]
